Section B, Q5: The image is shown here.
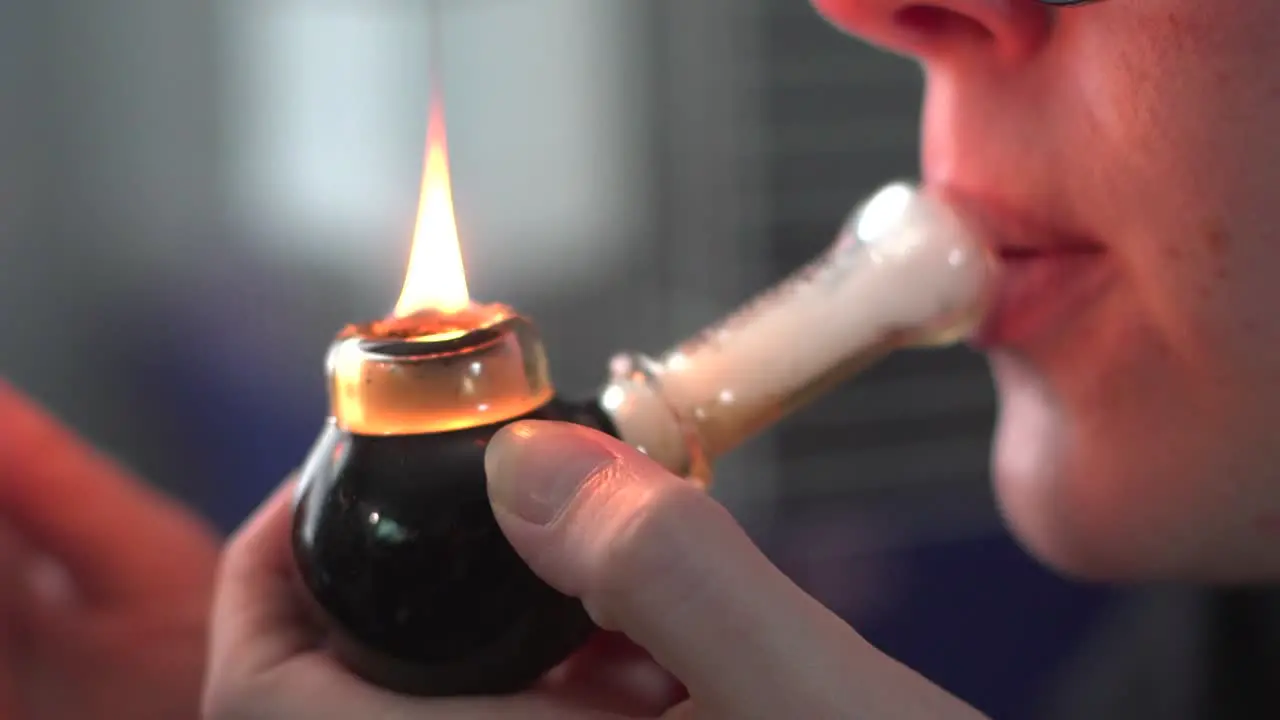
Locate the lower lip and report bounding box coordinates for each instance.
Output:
[970,250,1112,349]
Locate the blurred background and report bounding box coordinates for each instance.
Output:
[0,0,1176,717]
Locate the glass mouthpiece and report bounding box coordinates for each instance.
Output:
[598,181,998,480]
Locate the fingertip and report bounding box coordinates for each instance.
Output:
[485,420,619,528]
[486,425,721,628]
[483,420,535,514]
[485,420,609,483]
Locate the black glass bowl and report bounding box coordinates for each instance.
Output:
[292,399,615,696]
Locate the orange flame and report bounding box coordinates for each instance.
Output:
[393,98,471,317]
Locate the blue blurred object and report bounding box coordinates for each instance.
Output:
[862,533,1111,718]
[768,515,1115,720]
[155,343,324,532]
[126,263,333,533]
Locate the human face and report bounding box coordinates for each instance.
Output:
[813,0,1280,582]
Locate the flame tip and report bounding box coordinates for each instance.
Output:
[394,95,470,317]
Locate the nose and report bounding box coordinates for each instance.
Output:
[812,0,1052,65]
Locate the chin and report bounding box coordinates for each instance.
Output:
[986,351,1176,583]
[986,349,1280,585]
[990,437,1143,584]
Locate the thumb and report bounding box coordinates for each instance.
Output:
[484,420,892,715]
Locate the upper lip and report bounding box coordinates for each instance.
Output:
[930,185,1106,260]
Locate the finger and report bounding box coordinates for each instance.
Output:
[543,632,687,717]
[0,380,219,604]
[485,421,906,715]
[205,476,317,697]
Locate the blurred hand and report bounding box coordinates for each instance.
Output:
[205,419,988,719]
[0,381,221,720]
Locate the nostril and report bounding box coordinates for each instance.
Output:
[894,5,994,45]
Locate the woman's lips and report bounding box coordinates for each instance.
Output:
[972,245,1111,349]
[932,187,1113,350]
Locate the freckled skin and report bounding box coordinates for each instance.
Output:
[817,1,1280,581]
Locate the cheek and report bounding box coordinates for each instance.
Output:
[988,2,1280,579]
[1066,4,1280,374]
